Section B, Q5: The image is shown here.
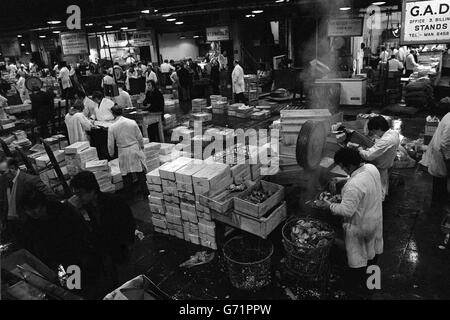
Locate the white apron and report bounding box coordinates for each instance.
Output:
[117,143,147,176]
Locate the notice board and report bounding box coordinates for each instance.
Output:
[206,26,230,42]
[327,18,363,37]
[401,0,450,45]
[60,32,89,55]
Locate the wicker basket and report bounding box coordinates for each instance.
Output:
[223,235,273,291]
[282,217,334,279]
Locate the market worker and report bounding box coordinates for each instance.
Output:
[143,80,164,141]
[357,116,400,201]
[101,69,115,88]
[420,111,450,205]
[15,72,28,103]
[388,54,404,73]
[160,59,175,86]
[145,64,158,86]
[70,171,136,286]
[405,50,419,77]
[108,106,148,199]
[379,46,389,63]
[74,89,98,120]
[58,61,73,99]
[319,148,383,290]
[125,64,138,91]
[93,91,115,121]
[0,157,57,242]
[232,60,246,103]
[114,84,133,109]
[65,100,95,144]
[30,85,54,138]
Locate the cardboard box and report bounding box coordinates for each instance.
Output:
[65,141,90,154]
[159,157,193,181]
[146,168,161,185]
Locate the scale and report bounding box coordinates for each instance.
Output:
[25,76,43,91]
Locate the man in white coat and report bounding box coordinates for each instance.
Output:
[320,148,383,293]
[358,116,400,201]
[64,101,95,144]
[420,111,450,205]
[232,60,246,103]
[108,106,148,199]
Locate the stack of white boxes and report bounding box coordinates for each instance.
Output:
[192,98,207,113]
[108,159,123,191]
[146,155,233,250]
[143,142,161,171]
[159,143,176,164]
[85,159,115,193]
[64,142,97,176]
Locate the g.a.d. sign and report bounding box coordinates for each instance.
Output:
[131,31,153,47]
[206,26,230,42]
[401,0,450,45]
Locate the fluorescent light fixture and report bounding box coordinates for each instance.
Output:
[52,31,61,34]
[17,35,22,38]
[39,35,46,38]
[275,0,285,2]
[246,14,256,18]
[372,1,386,5]
[85,23,93,27]
[162,14,172,17]
[121,27,129,30]
[20,43,25,46]
[105,25,113,29]
[193,35,200,38]
[175,21,184,25]
[154,9,158,13]
[141,9,150,14]
[252,10,263,13]
[167,18,176,22]
[47,20,61,25]
[339,7,351,11]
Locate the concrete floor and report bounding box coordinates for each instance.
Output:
[108,115,450,300]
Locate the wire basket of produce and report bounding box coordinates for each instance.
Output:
[282,217,335,279]
[223,235,274,291]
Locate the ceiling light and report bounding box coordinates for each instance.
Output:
[252,10,263,13]
[175,21,184,25]
[47,20,61,25]
[121,27,129,30]
[154,9,158,13]
[372,1,386,5]
[162,14,172,17]
[105,25,113,29]
[141,9,150,14]
[339,7,351,11]
[21,43,25,47]
[180,36,186,39]
[275,0,285,2]
[85,23,93,27]
[246,14,256,18]
[193,35,200,38]
[39,35,46,38]
[167,18,176,22]
[52,31,61,34]
[17,35,22,38]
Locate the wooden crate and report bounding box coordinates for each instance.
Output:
[198,181,256,213]
[212,201,287,239]
[233,180,284,218]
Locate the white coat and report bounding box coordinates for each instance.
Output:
[360,129,400,200]
[82,96,98,120]
[330,164,384,268]
[58,67,72,89]
[64,111,93,144]
[114,89,133,109]
[232,64,245,94]
[96,98,115,121]
[108,116,147,176]
[420,112,450,177]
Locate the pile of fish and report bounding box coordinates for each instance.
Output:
[289,219,334,249]
[318,192,342,203]
[243,188,273,204]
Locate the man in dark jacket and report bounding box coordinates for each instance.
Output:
[70,171,136,288]
[177,62,192,108]
[30,86,54,138]
[0,157,58,245]
[143,80,165,141]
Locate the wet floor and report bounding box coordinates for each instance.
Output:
[110,115,450,300]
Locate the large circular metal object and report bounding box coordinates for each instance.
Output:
[296,120,327,170]
[25,76,43,91]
